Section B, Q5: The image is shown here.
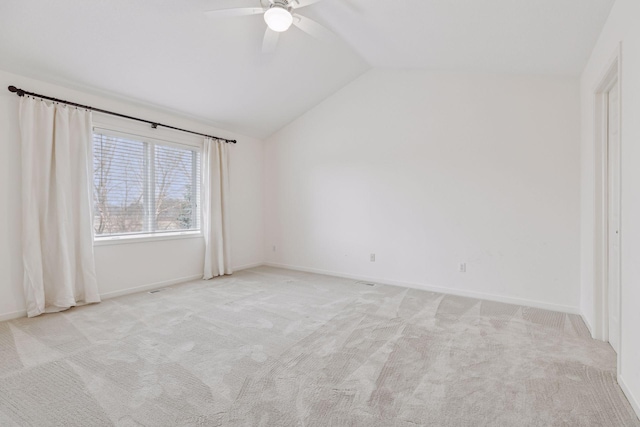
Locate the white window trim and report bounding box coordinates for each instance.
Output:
[94,230,203,246]
[92,122,203,246]
[93,127,202,152]
[92,113,204,149]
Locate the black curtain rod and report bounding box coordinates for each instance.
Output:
[7,86,237,144]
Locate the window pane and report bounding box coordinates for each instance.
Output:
[93,134,146,236]
[154,145,200,231]
[93,130,201,238]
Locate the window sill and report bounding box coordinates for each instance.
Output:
[94,231,203,246]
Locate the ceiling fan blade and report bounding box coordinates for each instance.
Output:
[293,14,339,43]
[205,7,264,18]
[262,28,280,54]
[290,0,324,9]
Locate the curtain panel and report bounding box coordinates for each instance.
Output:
[19,97,100,317]
[202,138,232,279]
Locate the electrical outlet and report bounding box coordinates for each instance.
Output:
[272,245,276,252]
[370,253,376,262]
[459,263,466,273]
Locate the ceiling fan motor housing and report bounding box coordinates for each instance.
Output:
[265,1,294,32]
[271,0,292,11]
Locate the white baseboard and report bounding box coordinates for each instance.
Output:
[233,262,265,272]
[619,375,640,421]
[0,263,268,322]
[581,312,595,338]
[102,262,266,300]
[264,262,581,315]
[0,275,205,321]
[100,261,267,300]
[0,309,28,322]
[0,261,581,320]
[100,274,204,300]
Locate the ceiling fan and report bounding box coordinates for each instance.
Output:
[205,0,338,53]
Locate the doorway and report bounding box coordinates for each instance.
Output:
[606,79,620,354]
[593,46,621,362]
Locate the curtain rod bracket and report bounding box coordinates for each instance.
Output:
[151,123,159,129]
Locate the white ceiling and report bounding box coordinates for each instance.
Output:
[0,0,615,139]
[312,0,616,74]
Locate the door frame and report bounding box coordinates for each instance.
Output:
[592,43,622,374]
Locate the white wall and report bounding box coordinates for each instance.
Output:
[580,0,640,416]
[264,70,581,313]
[0,69,264,320]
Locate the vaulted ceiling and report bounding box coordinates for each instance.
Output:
[0,0,615,138]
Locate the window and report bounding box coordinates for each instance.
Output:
[92,129,201,239]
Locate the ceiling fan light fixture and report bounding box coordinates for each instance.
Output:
[264,6,293,32]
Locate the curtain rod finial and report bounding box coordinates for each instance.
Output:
[8,86,25,96]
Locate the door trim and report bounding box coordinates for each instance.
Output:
[592,43,622,375]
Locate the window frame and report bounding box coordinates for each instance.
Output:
[91,122,204,245]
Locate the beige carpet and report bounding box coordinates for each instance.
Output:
[0,266,638,426]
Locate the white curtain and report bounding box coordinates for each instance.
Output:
[202,138,232,279]
[19,97,100,317]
